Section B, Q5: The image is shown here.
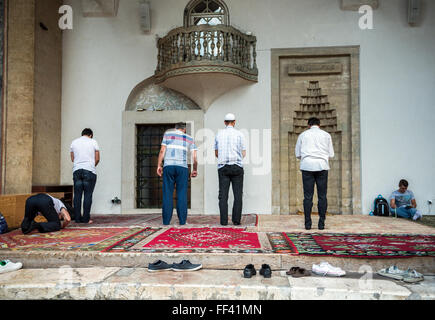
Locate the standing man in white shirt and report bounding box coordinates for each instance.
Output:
[295,118,334,230]
[214,113,246,226]
[70,128,100,224]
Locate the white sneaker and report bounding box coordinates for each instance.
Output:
[412,210,422,221]
[312,262,346,277]
[0,260,22,274]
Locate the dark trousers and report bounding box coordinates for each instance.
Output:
[73,169,97,223]
[162,166,189,225]
[21,194,61,233]
[302,170,328,228]
[218,165,244,225]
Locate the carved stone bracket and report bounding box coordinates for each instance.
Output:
[81,0,119,17]
[340,0,379,11]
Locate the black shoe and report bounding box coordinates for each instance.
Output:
[243,264,256,278]
[318,225,325,230]
[305,226,312,230]
[171,260,202,272]
[259,264,272,278]
[147,260,172,272]
[233,222,241,226]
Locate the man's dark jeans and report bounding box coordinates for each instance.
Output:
[73,169,97,223]
[162,166,189,225]
[302,170,328,229]
[218,165,244,225]
[21,193,61,233]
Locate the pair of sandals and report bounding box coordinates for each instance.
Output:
[377,265,424,283]
[286,266,311,278]
[243,264,272,278]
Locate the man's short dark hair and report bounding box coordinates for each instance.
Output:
[308,117,321,126]
[399,179,409,188]
[175,122,186,130]
[82,128,93,137]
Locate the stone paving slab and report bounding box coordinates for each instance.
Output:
[252,215,435,234]
[0,268,434,300]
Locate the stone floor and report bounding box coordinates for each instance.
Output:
[0,267,434,300]
[250,214,435,234]
[0,214,434,300]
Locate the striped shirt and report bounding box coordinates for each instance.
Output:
[214,126,246,169]
[162,129,197,168]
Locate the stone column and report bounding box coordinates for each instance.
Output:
[1,0,63,194]
[2,0,36,194]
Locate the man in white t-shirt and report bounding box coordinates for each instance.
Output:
[295,117,334,230]
[70,128,100,224]
[21,193,72,234]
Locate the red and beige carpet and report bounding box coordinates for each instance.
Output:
[0,228,142,251]
[103,227,273,254]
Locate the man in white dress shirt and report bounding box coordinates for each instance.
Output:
[215,113,246,226]
[295,117,334,230]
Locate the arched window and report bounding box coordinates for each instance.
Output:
[184,0,230,27]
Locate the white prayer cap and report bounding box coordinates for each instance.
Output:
[224,113,236,121]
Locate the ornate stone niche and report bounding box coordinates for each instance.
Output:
[288,81,343,214]
[271,46,361,215]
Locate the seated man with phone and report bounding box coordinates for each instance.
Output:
[389,179,422,220]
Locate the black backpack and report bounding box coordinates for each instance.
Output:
[373,195,390,217]
[0,212,8,234]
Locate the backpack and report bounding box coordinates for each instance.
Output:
[373,195,390,217]
[0,212,8,234]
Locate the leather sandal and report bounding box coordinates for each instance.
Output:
[286,267,311,277]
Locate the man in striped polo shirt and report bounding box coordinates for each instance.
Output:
[157,122,198,225]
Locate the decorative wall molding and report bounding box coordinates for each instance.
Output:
[340,0,379,11]
[81,0,119,17]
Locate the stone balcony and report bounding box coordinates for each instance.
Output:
[154,24,258,110]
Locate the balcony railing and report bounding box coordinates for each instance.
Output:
[154,24,258,83]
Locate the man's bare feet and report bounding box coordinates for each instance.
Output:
[88,220,93,224]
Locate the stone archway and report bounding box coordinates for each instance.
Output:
[271,46,361,215]
[121,79,204,214]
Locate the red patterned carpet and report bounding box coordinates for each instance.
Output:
[285,233,435,258]
[0,228,143,251]
[142,227,262,250]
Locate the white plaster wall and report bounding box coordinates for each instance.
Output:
[62,0,435,215]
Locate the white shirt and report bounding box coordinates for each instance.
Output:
[37,195,66,216]
[70,136,100,174]
[214,126,246,169]
[48,195,66,214]
[295,126,334,171]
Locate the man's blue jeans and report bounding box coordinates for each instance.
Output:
[162,166,189,225]
[390,206,417,219]
[73,169,97,223]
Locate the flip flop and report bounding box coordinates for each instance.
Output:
[377,265,406,280]
[402,269,424,283]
